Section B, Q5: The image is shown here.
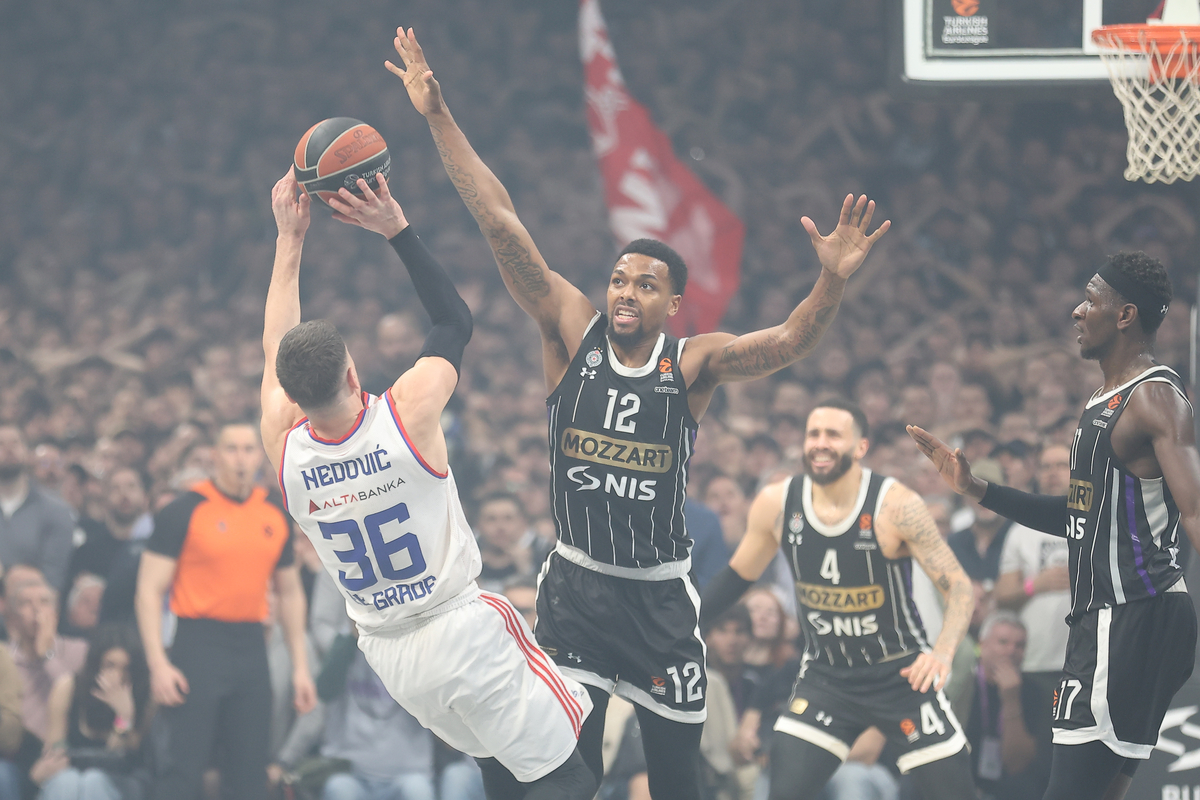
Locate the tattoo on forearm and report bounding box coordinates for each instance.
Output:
[886,491,972,651]
[717,282,842,378]
[428,122,549,300]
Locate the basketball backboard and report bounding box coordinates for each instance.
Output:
[894,0,1161,86]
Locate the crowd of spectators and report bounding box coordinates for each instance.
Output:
[1,0,1197,797]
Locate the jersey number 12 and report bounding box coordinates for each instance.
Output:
[603,389,640,433]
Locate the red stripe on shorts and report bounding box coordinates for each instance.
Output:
[480,594,583,736]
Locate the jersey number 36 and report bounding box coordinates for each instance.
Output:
[318,501,426,591]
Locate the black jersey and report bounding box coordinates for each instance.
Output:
[1067,365,1189,616]
[781,469,929,669]
[546,313,698,576]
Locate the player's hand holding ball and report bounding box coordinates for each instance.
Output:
[271,169,311,242]
[326,174,409,240]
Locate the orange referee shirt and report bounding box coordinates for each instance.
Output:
[146,480,294,623]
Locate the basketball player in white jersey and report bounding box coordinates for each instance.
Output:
[260,168,594,800]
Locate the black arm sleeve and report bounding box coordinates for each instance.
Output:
[699,566,755,632]
[978,482,1069,538]
[388,226,473,374]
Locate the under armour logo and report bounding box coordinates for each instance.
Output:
[816,711,833,727]
[580,367,597,380]
[567,652,583,663]
[1162,304,1170,315]
[1155,705,1200,771]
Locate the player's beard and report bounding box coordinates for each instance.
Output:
[606,315,646,350]
[804,450,854,485]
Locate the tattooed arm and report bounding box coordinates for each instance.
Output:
[387,27,595,388]
[685,195,889,392]
[877,482,974,694]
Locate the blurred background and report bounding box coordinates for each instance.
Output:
[0,0,1197,798]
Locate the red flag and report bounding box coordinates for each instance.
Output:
[579,0,744,336]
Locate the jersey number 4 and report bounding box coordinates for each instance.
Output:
[820,549,841,585]
[318,501,426,591]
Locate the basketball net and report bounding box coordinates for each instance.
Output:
[1093,0,1200,183]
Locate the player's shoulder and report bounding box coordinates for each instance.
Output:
[1127,370,1193,430]
[750,474,792,513]
[681,330,737,357]
[874,478,925,523]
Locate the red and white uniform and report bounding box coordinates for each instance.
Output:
[281,392,589,779]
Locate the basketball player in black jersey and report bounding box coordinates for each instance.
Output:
[388,27,890,799]
[702,399,977,799]
[909,251,1200,800]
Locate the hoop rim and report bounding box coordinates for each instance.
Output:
[1091,23,1200,50]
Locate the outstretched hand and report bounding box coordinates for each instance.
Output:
[271,169,311,241]
[386,27,446,118]
[802,194,890,280]
[327,174,409,239]
[906,425,986,499]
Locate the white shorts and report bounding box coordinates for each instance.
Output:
[358,589,592,782]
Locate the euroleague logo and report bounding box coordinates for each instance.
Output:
[859,513,873,531]
[1108,394,1123,410]
[951,0,979,15]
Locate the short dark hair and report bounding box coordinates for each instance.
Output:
[617,239,688,296]
[1103,251,1173,334]
[275,321,348,410]
[807,397,869,440]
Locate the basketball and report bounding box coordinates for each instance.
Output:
[293,117,391,208]
[951,0,979,16]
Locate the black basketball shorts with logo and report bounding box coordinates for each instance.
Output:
[534,553,707,723]
[773,653,967,773]
[1052,590,1196,757]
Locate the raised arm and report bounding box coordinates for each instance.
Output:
[907,424,1069,537]
[328,174,471,474]
[685,194,889,391]
[388,27,594,386]
[877,483,974,693]
[699,480,788,630]
[261,170,311,468]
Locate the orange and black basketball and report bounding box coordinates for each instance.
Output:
[294,118,391,209]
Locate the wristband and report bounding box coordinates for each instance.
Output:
[1024,577,1036,597]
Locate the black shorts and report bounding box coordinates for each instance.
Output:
[1052,590,1197,757]
[534,552,706,723]
[773,654,967,774]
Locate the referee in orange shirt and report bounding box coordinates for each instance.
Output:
[136,422,316,800]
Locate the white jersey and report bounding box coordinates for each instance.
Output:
[280,392,481,634]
